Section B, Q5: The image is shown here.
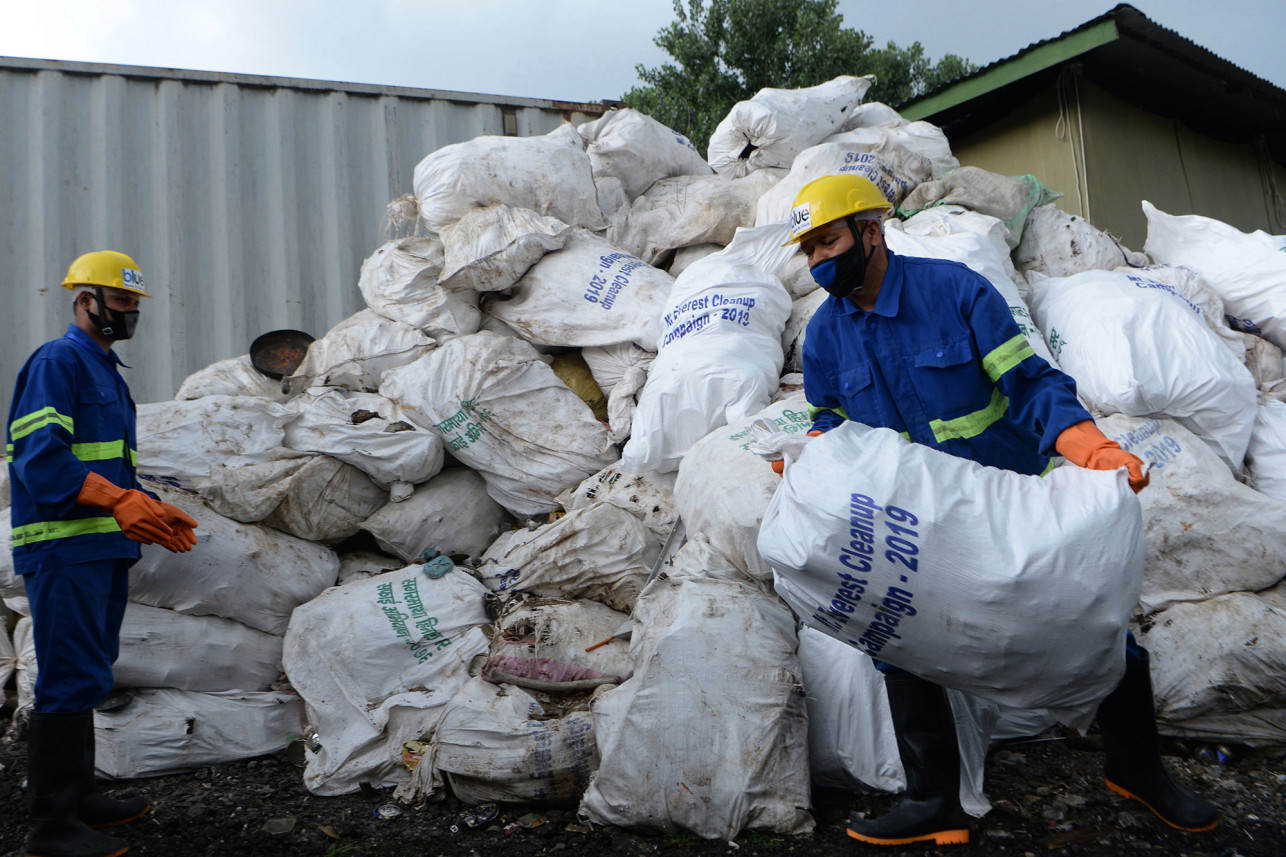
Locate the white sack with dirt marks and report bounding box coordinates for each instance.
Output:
[579,568,813,839]
[486,230,674,350]
[673,395,812,581]
[606,171,781,266]
[283,564,491,795]
[259,455,388,544]
[472,502,659,613]
[361,468,510,563]
[708,75,873,177]
[131,485,339,635]
[1246,399,1286,501]
[1100,415,1286,613]
[1139,592,1286,748]
[358,237,480,339]
[438,205,573,293]
[174,355,286,401]
[285,309,438,394]
[1014,204,1147,281]
[833,103,959,178]
[556,464,678,543]
[578,108,713,200]
[379,332,617,516]
[413,124,606,233]
[113,603,283,693]
[93,689,304,779]
[480,597,633,689]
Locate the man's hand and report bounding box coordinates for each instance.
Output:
[1055,420,1149,493]
[157,503,199,553]
[77,472,175,544]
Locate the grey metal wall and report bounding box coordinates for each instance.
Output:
[0,57,606,416]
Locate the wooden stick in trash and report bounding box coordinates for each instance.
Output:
[585,636,617,652]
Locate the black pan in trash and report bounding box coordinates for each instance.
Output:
[250,329,315,379]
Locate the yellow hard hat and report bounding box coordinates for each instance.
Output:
[61,250,150,297]
[785,174,893,245]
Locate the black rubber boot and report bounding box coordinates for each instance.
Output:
[78,713,149,829]
[847,671,970,846]
[26,711,129,857]
[1096,647,1219,832]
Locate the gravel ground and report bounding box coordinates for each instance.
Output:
[1,715,1282,857]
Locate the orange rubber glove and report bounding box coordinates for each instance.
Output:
[1055,420,1149,493]
[771,430,825,475]
[78,471,175,545]
[157,502,199,553]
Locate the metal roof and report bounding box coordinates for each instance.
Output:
[901,4,1286,165]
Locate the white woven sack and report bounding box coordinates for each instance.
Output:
[1014,204,1147,279]
[1247,400,1286,501]
[1139,593,1286,748]
[282,564,490,795]
[412,124,606,233]
[580,341,653,395]
[361,468,510,562]
[135,396,299,491]
[754,136,931,228]
[708,75,873,177]
[1100,415,1286,613]
[1143,200,1286,349]
[487,230,675,351]
[358,238,479,340]
[131,484,339,635]
[283,388,443,490]
[174,355,286,401]
[606,171,781,266]
[886,214,1058,368]
[285,309,437,394]
[1113,263,1245,359]
[481,597,633,687]
[1028,268,1258,468]
[797,627,993,817]
[834,104,959,179]
[429,676,600,805]
[438,205,573,293]
[782,288,828,373]
[579,571,813,839]
[672,395,811,581]
[93,689,303,779]
[0,605,13,691]
[473,502,659,613]
[618,224,795,474]
[113,603,283,693]
[578,108,713,200]
[379,332,616,516]
[668,243,723,278]
[13,618,33,715]
[1241,333,1286,388]
[556,464,678,543]
[759,422,1144,725]
[261,456,388,543]
[0,462,8,511]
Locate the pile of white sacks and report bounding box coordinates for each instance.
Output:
[3,74,1286,839]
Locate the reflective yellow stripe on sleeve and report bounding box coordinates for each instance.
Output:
[807,402,851,423]
[9,407,74,441]
[930,389,1010,443]
[982,334,1035,383]
[71,439,137,464]
[11,517,121,547]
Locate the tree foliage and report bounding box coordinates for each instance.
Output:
[623,0,975,149]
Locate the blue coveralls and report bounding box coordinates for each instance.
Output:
[801,249,1143,667]
[7,324,145,712]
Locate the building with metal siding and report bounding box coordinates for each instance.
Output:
[0,56,607,415]
[901,3,1286,250]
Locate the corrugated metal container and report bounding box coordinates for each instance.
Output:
[0,56,607,416]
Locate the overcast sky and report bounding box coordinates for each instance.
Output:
[2,1,1283,103]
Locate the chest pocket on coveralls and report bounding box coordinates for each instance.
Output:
[911,337,979,417]
[837,363,882,424]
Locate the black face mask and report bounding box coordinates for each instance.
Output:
[808,219,877,300]
[87,287,140,340]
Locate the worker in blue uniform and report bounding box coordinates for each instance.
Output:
[788,175,1218,846]
[8,250,199,857]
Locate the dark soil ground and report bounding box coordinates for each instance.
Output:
[1,719,1282,857]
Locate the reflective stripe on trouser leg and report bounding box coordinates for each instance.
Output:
[25,558,131,713]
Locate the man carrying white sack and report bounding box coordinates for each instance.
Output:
[784,174,1217,846]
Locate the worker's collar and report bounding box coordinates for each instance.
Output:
[826,249,903,318]
[65,323,131,368]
